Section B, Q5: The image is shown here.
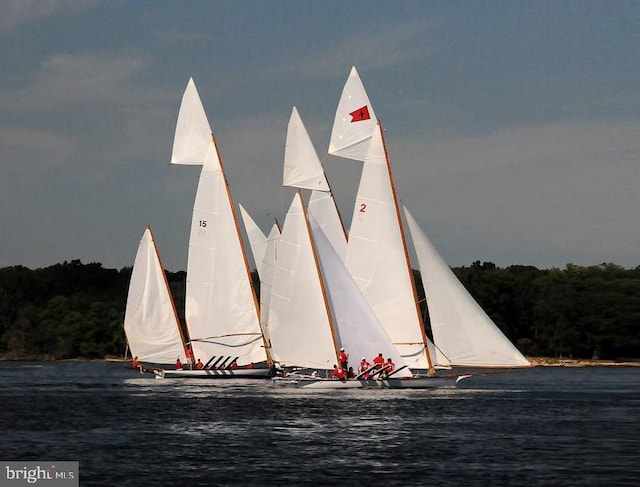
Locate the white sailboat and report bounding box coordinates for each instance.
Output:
[123,227,187,366]
[329,67,528,378]
[404,207,531,368]
[161,78,271,378]
[329,67,442,374]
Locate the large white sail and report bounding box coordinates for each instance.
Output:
[170,77,212,165]
[344,127,438,370]
[309,215,412,378]
[267,193,337,369]
[124,227,186,364]
[328,66,378,161]
[404,207,531,367]
[174,79,267,366]
[283,106,347,260]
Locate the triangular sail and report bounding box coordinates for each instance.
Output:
[283,107,330,191]
[328,66,378,161]
[124,227,186,364]
[344,127,439,370]
[171,77,213,165]
[283,106,347,259]
[239,203,268,277]
[404,207,531,367]
[309,215,412,378]
[267,193,337,369]
[174,79,267,366]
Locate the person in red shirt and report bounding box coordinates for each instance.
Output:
[185,345,195,370]
[359,357,371,378]
[383,358,395,377]
[175,358,183,370]
[131,356,143,374]
[333,364,346,380]
[230,359,238,369]
[196,358,203,369]
[338,348,349,370]
[373,353,385,370]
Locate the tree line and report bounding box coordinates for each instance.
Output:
[0,259,638,360]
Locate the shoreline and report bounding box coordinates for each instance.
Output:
[528,357,640,367]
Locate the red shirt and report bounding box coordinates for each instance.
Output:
[196,361,203,369]
[176,359,183,370]
[334,366,346,380]
[359,360,371,373]
[373,355,385,369]
[339,351,348,364]
[385,361,395,374]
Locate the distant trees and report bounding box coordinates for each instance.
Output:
[0,260,638,360]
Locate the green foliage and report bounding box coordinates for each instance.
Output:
[0,260,638,360]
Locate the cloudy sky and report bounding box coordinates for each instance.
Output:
[1,0,638,271]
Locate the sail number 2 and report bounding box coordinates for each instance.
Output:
[359,203,367,213]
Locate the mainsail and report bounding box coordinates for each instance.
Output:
[404,207,531,367]
[267,192,338,369]
[124,227,187,364]
[170,78,268,366]
[343,126,440,370]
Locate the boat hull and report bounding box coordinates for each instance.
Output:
[156,368,271,379]
[272,374,466,389]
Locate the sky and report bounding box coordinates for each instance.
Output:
[0,0,638,271]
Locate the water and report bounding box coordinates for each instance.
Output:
[0,362,638,486]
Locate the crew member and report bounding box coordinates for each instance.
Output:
[196,358,203,369]
[185,345,195,370]
[373,353,385,370]
[383,358,395,377]
[338,348,349,370]
[175,357,183,370]
[359,357,371,378]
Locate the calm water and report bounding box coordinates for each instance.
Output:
[0,362,638,486]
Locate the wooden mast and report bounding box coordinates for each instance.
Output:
[148,225,189,358]
[212,133,274,368]
[299,188,342,366]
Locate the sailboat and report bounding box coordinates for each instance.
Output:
[329,67,442,375]
[271,107,448,389]
[158,78,271,378]
[123,227,187,368]
[328,67,529,378]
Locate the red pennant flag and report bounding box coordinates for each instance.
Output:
[349,105,371,122]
